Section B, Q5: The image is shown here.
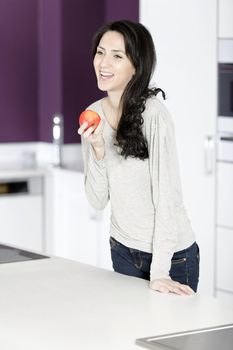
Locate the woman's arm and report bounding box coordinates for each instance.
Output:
[147,101,194,295]
[79,120,109,210]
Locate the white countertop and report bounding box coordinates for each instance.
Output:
[0,165,84,181]
[0,166,47,180]
[0,257,233,350]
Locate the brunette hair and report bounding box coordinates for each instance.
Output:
[92,20,165,160]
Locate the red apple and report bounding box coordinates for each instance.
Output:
[79,110,101,131]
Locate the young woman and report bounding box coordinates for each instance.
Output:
[78,20,199,295]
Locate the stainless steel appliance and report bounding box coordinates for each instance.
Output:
[218,63,233,118]
[218,38,233,157]
[136,324,233,350]
[0,244,48,264]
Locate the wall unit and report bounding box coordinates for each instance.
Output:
[215,0,233,304]
[140,0,217,295]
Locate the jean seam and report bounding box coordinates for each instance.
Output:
[184,249,188,285]
[131,251,142,269]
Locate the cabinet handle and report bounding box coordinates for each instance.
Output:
[220,136,233,142]
[204,135,215,175]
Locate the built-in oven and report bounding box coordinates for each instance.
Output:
[217,63,233,162]
[218,63,233,118]
[217,40,233,161]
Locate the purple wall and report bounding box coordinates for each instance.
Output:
[0,0,38,142]
[62,0,105,143]
[0,0,139,144]
[38,0,62,142]
[105,0,139,22]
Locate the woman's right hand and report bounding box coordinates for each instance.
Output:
[150,278,195,296]
[78,119,105,160]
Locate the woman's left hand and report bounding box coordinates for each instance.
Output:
[150,278,195,296]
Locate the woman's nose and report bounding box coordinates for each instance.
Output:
[99,54,110,68]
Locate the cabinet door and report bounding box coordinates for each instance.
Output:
[219,0,233,38]
[50,170,99,266]
[0,195,43,251]
[215,290,233,307]
[216,227,233,293]
[217,162,233,228]
[140,0,217,295]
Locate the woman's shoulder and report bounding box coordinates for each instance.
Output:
[86,98,103,113]
[144,96,174,129]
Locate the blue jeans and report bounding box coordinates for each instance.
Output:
[110,237,200,292]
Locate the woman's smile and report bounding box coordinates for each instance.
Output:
[99,71,114,80]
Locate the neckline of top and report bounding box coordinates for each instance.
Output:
[99,99,117,132]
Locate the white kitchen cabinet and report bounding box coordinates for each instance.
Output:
[218,0,233,38]
[217,162,233,228]
[0,194,43,251]
[45,168,112,269]
[216,226,233,293]
[140,0,217,295]
[215,290,233,306]
[216,163,233,301]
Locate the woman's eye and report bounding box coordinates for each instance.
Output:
[96,50,103,55]
[114,54,122,59]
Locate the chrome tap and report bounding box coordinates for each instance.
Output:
[52,113,64,167]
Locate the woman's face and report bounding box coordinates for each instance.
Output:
[93,31,135,95]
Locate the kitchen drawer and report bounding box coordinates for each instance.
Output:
[215,290,233,307]
[0,194,43,251]
[216,227,233,292]
[217,162,233,228]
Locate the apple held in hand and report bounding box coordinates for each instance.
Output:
[79,110,101,132]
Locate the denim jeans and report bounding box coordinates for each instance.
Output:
[110,237,200,292]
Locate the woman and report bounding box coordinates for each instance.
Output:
[78,20,199,295]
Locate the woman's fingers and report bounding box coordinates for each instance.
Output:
[177,284,194,295]
[150,278,195,296]
[94,118,104,134]
[83,125,96,138]
[77,122,88,135]
[77,119,104,138]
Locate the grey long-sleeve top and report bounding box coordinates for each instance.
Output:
[81,96,195,280]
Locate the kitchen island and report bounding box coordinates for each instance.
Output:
[0,256,233,350]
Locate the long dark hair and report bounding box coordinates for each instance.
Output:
[92,20,165,160]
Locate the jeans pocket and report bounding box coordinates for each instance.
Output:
[171,257,187,265]
[109,236,119,249]
[170,255,187,283]
[170,243,200,292]
[129,249,143,269]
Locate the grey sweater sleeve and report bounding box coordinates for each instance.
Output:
[147,103,185,280]
[81,135,109,210]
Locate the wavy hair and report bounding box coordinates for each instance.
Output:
[92,20,165,160]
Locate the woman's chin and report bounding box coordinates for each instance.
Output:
[97,83,109,92]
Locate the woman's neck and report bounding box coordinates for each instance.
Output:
[102,92,123,129]
[107,91,122,111]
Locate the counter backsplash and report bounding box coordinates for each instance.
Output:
[0,142,84,172]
